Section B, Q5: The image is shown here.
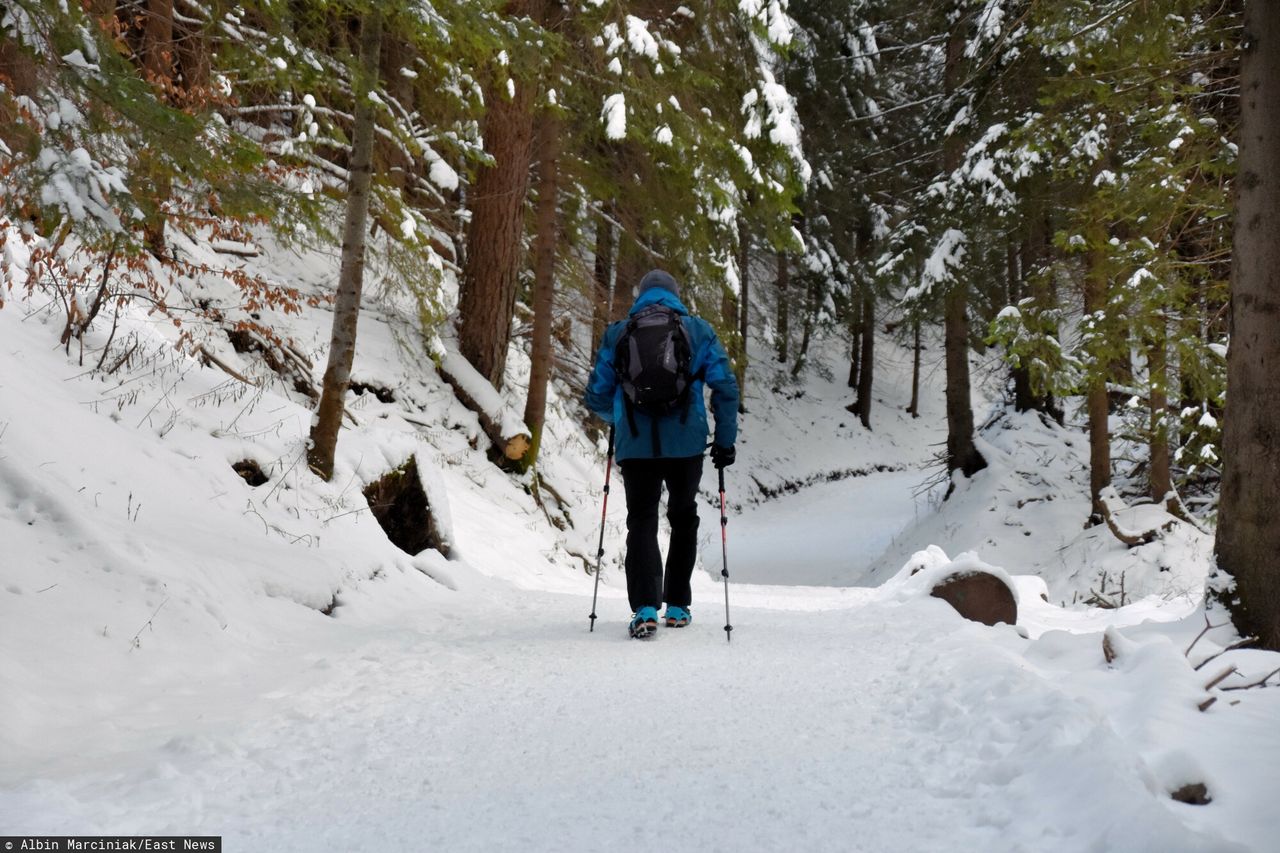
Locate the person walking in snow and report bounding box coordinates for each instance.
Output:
[585,269,739,639]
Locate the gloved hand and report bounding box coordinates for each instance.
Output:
[710,444,736,469]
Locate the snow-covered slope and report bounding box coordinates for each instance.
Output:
[862,407,1214,605]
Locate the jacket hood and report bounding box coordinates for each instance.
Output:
[629,286,690,316]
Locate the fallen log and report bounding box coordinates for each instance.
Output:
[436,338,531,462]
[1098,487,1176,548]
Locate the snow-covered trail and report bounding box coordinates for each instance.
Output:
[722,469,932,586]
[2,578,1245,853]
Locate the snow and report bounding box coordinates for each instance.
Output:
[60,49,97,72]
[34,145,128,230]
[0,235,1277,851]
[601,23,624,57]
[965,0,1007,58]
[739,0,793,47]
[435,334,528,444]
[423,145,459,191]
[602,92,626,140]
[624,15,659,60]
[727,471,928,585]
[906,228,967,300]
[756,68,807,175]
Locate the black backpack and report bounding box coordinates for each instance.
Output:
[614,304,696,453]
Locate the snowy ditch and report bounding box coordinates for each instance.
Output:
[709,467,937,586]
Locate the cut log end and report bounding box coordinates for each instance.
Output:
[503,433,530,461]
[930,570,1018,627]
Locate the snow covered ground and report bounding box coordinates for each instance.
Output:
[728,469,929,585]
[5,573,1273,853]
[2,247,1278,851]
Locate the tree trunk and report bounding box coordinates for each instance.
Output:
[848,291,862,388]
[0,18,38,95]
[520,117,560,472]
[856,290,874,429]
[143,0,175,83]
[614,232,647,321]
[944,286,985,478]
[942,11,986,481]
[1084,233,1111,522]
[173,5,210,93]
[1014,215,1061,421]
[1008,239,1036,412]
[307,9,383,481]
[592,206,614,350]
[776,251,789,363]
[379,35,417,195]
[737,221,750,413]
[850,214,874,411]
[791,275,817,377]
[721,288,739,354]
[0,17,38,154]
[1215,0,1280,650]
[1148,322,1172,502]
[907,318,921,418]
[142,0,175,255]
[458,2,544,388]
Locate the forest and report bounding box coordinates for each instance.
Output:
[4,0,1273,640]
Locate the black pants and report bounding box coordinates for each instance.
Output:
[619,455,703,613]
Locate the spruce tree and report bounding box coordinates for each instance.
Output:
[1215,0,1280,650]
[308,7,383,481]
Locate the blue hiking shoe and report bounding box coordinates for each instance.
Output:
[629,606,658,639]
[664,605,691,628]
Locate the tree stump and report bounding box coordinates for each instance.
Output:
[363,456,450,558]
[930,570,1018,626]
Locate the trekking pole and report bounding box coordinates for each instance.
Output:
[588,426,616,632]
[718,465,733,642]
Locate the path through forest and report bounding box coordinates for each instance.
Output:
[0,572,1247,852]
[721,468,932,587]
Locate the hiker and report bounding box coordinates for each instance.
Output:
[585,269,739,639]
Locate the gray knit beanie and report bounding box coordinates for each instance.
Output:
[636,269,680,298]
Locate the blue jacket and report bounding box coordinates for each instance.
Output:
[585,287,739,461]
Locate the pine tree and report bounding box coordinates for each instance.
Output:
[1214,0,1280,650]
[520,112,563,472]
[308,7,383,481]
[457,1,551,390]
[939,3,986,479]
